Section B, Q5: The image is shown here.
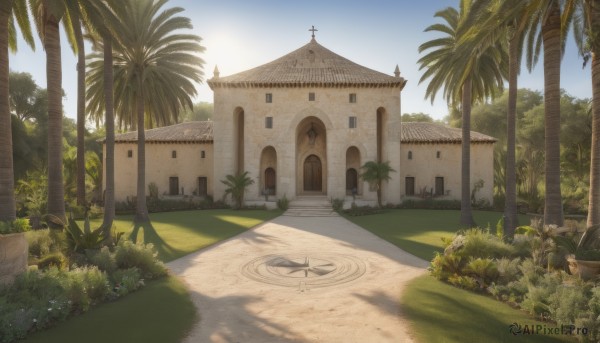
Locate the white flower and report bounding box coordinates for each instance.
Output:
[48,308,52,312]
[33,319,37,323]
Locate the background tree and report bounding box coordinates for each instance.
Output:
[360,161,395,208]
[418,0,507,227]
[179,101,213,122]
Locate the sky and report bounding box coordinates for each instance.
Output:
[9,0,593,123]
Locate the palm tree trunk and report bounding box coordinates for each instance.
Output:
[45,12,66,221]
[134,87,149,223]
[587,1,600,227]
[101,34,115,233]
[460,76,476,227]
[504,30,519,237]
[0,3,16,222]
[542,0,564,226]
[74,15,86,206]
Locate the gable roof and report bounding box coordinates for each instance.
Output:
[112,121,213,143]
[208,38,407,89]
[401,122,496,144]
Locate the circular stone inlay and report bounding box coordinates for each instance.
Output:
[241,253,366,288]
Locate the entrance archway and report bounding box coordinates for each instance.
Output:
[303,155,322,191]
[296,116,327,195]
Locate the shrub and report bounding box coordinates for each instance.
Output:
[496,257,522,284]
[399,199,461,210]
[447,274,479,291]
[111,267,143,296]
[330,198,344,211]
[343,205,384,216]
[276,194,289,211]
[429,252,465,281]
[114,240,167,279]
[0,219,31,235]
[463,258,498,288]
[86,246,117,274]
[66,266,110,312]
[36,252,68,270]
[548,280,593,326]
[449,229,515,259]
[25,229,66,259]
[520,270,565,317]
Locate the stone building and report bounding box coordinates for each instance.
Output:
[104,37,496,206]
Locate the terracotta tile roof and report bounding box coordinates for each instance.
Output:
[401,122,496,144]
[112,121,213,143]
[208,39,407,89]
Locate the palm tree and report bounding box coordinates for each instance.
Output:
[0,0,33,221]
[418,0,507,227]
[221,172,255,210]
[573,0,600,226]
[360,161,395,208]
[30,0,68,221]
[462,0,538,238]
[86,0,204,223]
[523,1,578,226]
[0,0,34,222]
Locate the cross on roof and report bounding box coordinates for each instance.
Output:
[309,25,318,39]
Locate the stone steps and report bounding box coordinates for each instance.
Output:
[283,196,339,217]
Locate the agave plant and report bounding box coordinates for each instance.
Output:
[553,225,600,261]
[43,213,104,253]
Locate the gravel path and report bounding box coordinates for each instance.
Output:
[167,215,429,343]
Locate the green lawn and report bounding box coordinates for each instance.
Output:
[23,209,282,343]
[89,209,284,262]
[403,275,574,343]
[345,209,574,343]
[23,276,196,343]
[345,209,529,261]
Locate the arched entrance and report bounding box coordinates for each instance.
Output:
[296,116,327,195]
[303,155,322,191]
[259,146,277,196]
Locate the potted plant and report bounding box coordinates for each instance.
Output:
[554,225,600,280]
[0,219,31,285]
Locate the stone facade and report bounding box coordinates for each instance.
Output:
[106,141,214,202]
[102,38,496,207]
[211,87,401,204]
[400,143,494,204]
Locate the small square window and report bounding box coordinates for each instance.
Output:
[172,150,177,158]
[436,151,441,158]
[349,116,357,128]
[201,150,206,158]
[349,93,357,103]
[127,150,133,158]
[266,93,272,103]
[309,92,315,101]
[265,116,273,129]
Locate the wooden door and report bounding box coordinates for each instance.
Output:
[346,168,358,193]
[303,155,322,191]
[265,168,276,194]
[198,177,207,196]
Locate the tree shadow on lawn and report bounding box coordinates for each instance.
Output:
[403,287,572,343]
[129,221,185,261]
